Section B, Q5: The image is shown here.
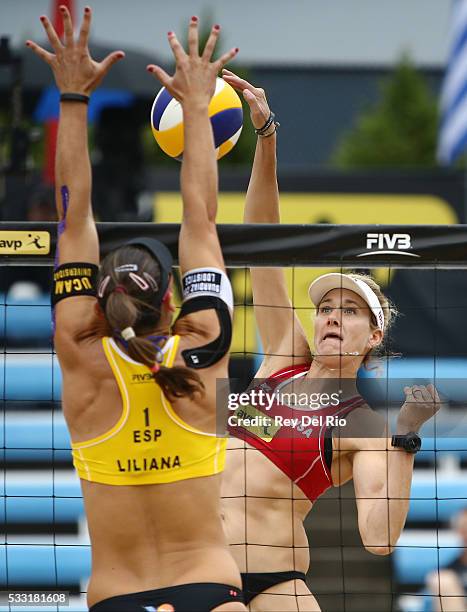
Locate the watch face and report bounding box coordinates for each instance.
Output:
[406,434,421,452]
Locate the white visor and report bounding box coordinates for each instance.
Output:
[308,273,385,331]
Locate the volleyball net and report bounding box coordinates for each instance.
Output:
[1,222,467,612]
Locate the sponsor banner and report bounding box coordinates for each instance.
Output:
[1,223,466,266]
[359,232,420,258]
[99,223,467,266]
[0,231,50,255]
[183,270,222,296]
[216,225,467,267]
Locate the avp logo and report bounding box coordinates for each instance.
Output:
[0,231,50,255]
[131,373,156,383]
[357,233,420,258]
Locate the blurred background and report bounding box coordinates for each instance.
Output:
[1,1,467,611]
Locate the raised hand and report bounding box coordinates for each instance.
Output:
[147,16,238,107]
[397,384,445,432]
[26,5,124,96]
[222,69,271,131]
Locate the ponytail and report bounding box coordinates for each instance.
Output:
[125,334,204,400]
[106,291,204,400]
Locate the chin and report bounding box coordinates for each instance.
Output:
[315,353,343,367]
[315,353,360,372]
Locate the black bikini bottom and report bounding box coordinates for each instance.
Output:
[241,571,307,605]
[89,582,243,611]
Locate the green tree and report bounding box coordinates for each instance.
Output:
[333,55,439,168]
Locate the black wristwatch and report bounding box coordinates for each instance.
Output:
[391,432,422,454]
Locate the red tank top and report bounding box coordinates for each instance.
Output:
[228,364,365,502]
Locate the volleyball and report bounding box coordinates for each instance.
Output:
[150,77,243,160]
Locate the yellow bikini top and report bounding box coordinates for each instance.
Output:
[71,335,226,485]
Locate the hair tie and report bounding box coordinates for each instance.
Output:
[121,327,136,341]
[154,345,164,362]
[150,362,160,374]
[114,285,128,294]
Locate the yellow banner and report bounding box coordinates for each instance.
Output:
[0,231,50,255]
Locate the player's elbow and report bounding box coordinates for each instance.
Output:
[360,525,395,556]
[364,543,394,556]
[183,208,217,229]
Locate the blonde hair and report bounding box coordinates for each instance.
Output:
[345,272,398,366]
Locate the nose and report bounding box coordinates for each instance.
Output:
[326,309,341,327]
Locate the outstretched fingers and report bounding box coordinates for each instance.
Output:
[147,64,171,89]
[25,40,54,64]
[201,24,220,61]
[222,69,256,94]
[215,46,239,72]
[59,5,74,47]
[100,50,125,77]
[39,14,63,53]
[78,6,92,49]
[187,16,199,56]
[167,31,186,64]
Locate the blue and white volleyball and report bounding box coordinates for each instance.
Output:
[151,77,243,160]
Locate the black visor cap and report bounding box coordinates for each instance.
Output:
[124,237,173,303]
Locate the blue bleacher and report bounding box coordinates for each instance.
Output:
[393,475,466,589]
[2,413,69,448]
[407,474,467,522]
[0,357,62,401]
[417,437,467,464]
[0,544,90,585]
[358,357,467,409]
[0,413,70,462]
[0,292,52,345]
[359,357,467,382]
[393,532,462,585]
[0,474,83,523]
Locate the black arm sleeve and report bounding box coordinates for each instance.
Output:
[52,262,98,307]
[176,296,232,369]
